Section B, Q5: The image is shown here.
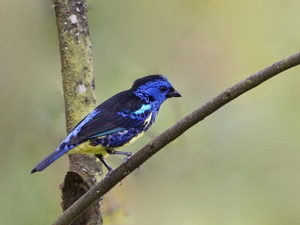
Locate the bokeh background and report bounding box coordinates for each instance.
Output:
[1,0,300,224]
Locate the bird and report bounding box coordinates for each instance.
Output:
[31,74,181,173]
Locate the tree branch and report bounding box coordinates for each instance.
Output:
[52,52,300,225]
[54,0,102,224]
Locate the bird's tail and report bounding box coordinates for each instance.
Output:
[31,143,73,173]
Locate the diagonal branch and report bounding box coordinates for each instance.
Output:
[53,52,300,225]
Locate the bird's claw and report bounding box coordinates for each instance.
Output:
[123,152,133,163]
[105,168,114,177]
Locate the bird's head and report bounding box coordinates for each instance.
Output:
[131,75,181,106]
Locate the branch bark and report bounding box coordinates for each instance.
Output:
[53,52,300,225]
[54,0,102,224]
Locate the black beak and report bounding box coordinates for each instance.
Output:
[166,90,182,98]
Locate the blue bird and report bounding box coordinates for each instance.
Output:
[31,75,181,173]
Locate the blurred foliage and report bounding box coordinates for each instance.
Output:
[1,0,300,224]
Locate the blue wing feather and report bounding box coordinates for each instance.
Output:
[90,127,126,138]
[67,91,151,145]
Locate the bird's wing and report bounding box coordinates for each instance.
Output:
[66,91,151,145]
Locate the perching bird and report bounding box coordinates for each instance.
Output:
[31,75,181,173]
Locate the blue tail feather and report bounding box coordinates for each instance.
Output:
[31,144,71,173]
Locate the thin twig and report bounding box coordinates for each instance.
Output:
[53,52,300,225]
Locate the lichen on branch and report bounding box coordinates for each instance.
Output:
[53,0,102,224]
[54,0,95,130]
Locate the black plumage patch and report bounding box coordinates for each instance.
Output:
[131,74,166,91]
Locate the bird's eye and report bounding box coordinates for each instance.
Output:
[159,86,167,92]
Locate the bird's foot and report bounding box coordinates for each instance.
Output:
[105,168,114,177]
[123,153,133,163]
[107,150,133,162]
[96,154,114,175]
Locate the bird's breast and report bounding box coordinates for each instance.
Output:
[117,130,145,149]
[119,112,152,148]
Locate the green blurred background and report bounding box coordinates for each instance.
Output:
[1,0,300,224]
